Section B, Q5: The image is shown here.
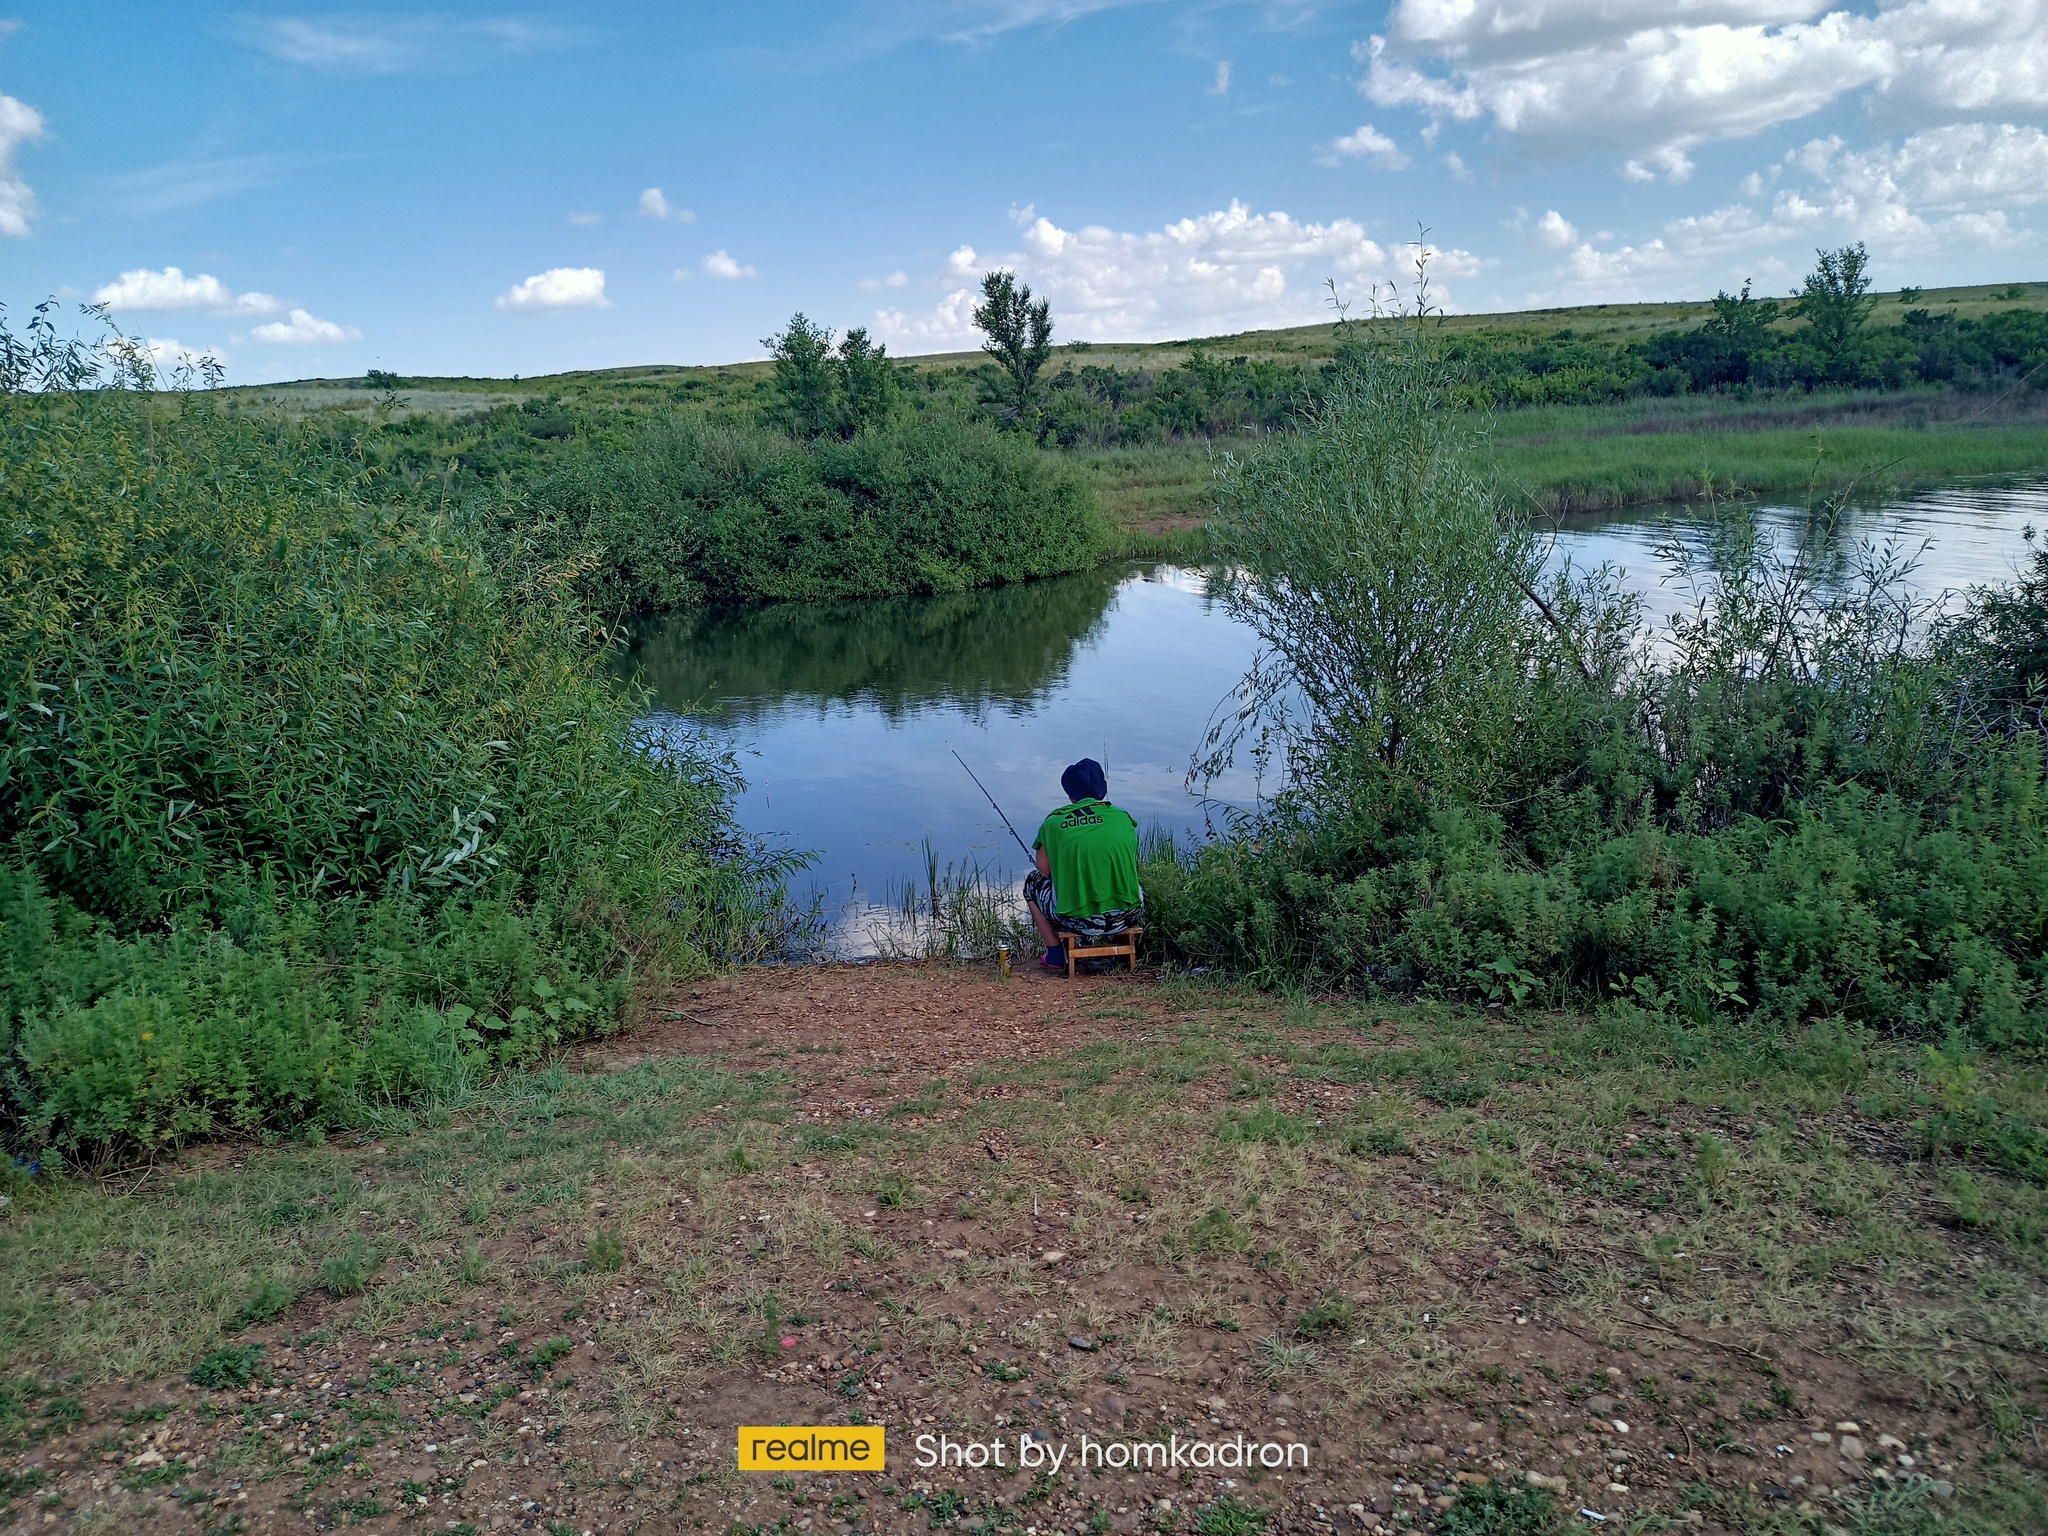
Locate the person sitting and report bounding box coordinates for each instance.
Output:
[1024,757,1144,971]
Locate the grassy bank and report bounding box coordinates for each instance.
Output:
[1063,392,2048,532]
[0,966,2042,1532]
[1485,392,2048,515]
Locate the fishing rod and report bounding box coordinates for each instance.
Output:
[950,749,1034,861]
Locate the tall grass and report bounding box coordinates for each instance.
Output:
[1065,401,2048,528]
[0,310,780,1160]
[864,843,1036,962]
[1489,418,2048,515]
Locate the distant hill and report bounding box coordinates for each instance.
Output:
[230,279,2048,411]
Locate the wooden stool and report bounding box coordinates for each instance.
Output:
[1063,927,1142,978]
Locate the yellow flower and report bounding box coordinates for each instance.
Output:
[140,1031,154,1042]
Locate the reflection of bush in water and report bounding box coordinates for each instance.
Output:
[622,563,1131,720]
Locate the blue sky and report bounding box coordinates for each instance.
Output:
[3,2,2043,381]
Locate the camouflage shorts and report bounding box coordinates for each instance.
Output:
[1025,870,1142,942]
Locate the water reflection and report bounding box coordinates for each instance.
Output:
[627,566,1266,948]
[1551,479,2047,629]
[619,562,1129,723]
[621,479,2048,949]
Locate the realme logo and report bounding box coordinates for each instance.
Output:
[737,1426,884,1471]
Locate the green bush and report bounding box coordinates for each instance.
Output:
[502,409,1114,610]
[1,313,781,1160]
[1147,328,2048,1057]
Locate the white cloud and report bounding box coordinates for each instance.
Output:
[876,200,1480,348]
[1764,124,2048,249]
[1534,209,1579,249]
[638,186,695,222]
[1321,122,1411,169]
[858,271,911,289]
[1210,60,1232,95]
[569,210,600,225]
[94,266,282,316]
[109,335,220,379]
[105,153,291,216]
[932,0,1160,45]
[1359,0,2048,181]
[1798,123,2048,216]
[0,90,44,238]
[1534,118,2047,302]
[701,249,757,279]
[495,267,610,311]
[235,15,579,75]
[248,308,362,345]
[1550,199,1803,293]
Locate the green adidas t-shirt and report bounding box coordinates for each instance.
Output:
[1034,798,1141,918]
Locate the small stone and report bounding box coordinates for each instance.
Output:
[1810,1432,1832,1445]
[1524,1473,1570,1494]
[1606,1484,1629,1495]
[1421,1443,1446,1463]
[1454,1472,1491,1486]
[1068,1336,1097,1351]
[944,1249,970,1260]
[1612,1421,1630,1434]
[1041,1250,1067,1264]
[1272,1394,1296,1409]
[1431,1495,1455,1510]
[1371,1495,1394,1514]
[1585,1395,1617,1416]
[1834,1421,1861,1434]
[1876,1435,1905,1451]
[1930,1481,1955,1501]
[1838,1436,1866,1461]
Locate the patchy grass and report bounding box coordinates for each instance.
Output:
[0,966,2042,1533]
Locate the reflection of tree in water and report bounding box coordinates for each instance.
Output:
[619,564,1131,722]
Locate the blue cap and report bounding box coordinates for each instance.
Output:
[1060,758,1107,803]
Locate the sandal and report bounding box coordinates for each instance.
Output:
[1040,944,1066,970]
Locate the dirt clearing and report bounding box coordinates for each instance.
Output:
[2,963,2042,1535]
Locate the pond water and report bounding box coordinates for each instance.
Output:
[621,480,2048,946]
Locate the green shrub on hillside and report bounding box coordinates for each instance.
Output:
[0,312,778,1159]
[496,410,1113,610]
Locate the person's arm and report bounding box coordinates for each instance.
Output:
[1035,843,1050,878]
